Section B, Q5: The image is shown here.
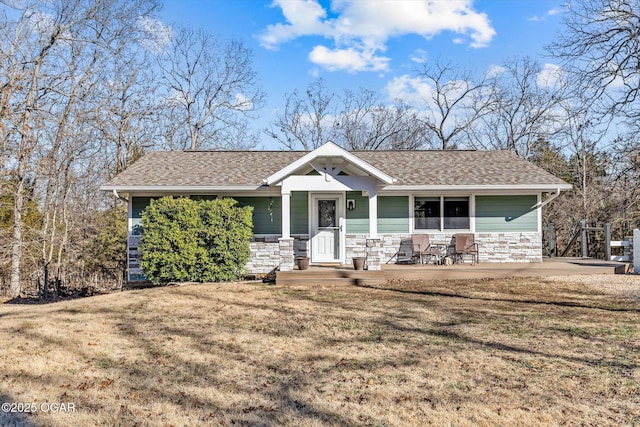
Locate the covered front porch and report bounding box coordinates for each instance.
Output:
[267,142,394,271]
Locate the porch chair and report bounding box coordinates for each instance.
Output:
[388,238,416,264]
[413,234,445,264]
[454,233,479,265]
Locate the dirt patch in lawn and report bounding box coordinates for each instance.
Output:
[0,276,638,426]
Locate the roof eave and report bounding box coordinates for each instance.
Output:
[99,185,267,193]
[383,184,573,192]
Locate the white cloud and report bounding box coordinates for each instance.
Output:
[536,63,563,88]
[410,48,427,64]
[138,16,174,53]
[385,74,434,107]
[547,8,562,16]
[530,7,564,23]
[309,44,390,73]
[234,93,253,111]
[385,74,482,133]
[260,0,496,72]
[486,64,506,78]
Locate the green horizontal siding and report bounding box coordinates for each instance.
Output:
[475,195,538,232]
[234,197,282,234]
[378,196,409,233]
[346,192,369,233]
[291,191,308,234]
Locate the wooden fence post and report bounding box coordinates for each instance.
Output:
[580,219,587,258]
[604,223,611,262]
[634,229,639,274]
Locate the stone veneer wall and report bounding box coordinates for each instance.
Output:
[245,235,309,274]
[245,231,542,273]
[293,236,310,259]
[278,238,294,272]
[245,236,280,273]
[377,232,542,264]
[344,234,382,270]
[476,232,542,263]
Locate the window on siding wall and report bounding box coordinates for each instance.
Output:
[444,197,469,229]
[414,197,440,230]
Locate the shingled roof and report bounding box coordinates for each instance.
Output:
[101,149,571,191]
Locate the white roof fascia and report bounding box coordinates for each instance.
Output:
[99,185,265,192]
[384,184,573,192]
[263,141,395,185]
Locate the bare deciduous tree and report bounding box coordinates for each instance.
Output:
[338,89,427,150]
[470,57,569,158]
[267,79,427,151]
[0,0,159,297]
[159,26,264,151]
[266,79,339,150]
[545,0,640,243]
[416,60,494,150]
[549,0,640,121]
[94,51,161,176]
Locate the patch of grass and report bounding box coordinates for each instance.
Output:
[0,277,639,426]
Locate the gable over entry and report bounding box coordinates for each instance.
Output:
[265,142,395,240]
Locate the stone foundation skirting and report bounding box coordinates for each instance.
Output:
[344,234,382,270]
[377,232,542,264]
[245,232,543,273]
[245,235,309,273]
[245,236,280,274]
[476,232,542,263]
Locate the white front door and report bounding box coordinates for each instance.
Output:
[311,195,343,263]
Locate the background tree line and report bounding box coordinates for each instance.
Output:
[1,0,638,298]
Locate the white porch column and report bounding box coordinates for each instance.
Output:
[282,190,291,239]
[368,189,378,238]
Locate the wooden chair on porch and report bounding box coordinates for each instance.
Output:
[454,233,479,265]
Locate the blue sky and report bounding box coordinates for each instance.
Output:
[160,0,566,149]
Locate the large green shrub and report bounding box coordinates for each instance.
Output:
[139,197,252,284]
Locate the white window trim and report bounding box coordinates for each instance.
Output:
[410,194,475,233]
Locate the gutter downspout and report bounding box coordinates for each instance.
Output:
[113,189,129,203]
[532,188,561,210]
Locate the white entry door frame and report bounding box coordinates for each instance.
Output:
[310,193,345,263]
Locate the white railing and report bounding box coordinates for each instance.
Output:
[610,229,638,274]
[610,236,632,262]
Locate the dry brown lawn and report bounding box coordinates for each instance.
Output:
[0,276,639,426]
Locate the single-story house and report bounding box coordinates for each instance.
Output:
[101,141,572,281]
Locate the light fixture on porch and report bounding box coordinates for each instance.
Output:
[347,199,356,211]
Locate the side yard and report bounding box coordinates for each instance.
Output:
[0,275,638,426]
